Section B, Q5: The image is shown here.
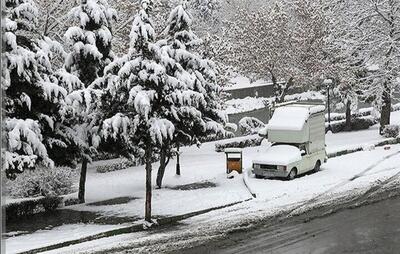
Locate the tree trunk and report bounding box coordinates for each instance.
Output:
[345,100,352,131]
[176,145,180,176]
[145,145,152,222]
[156,147,167,189]
[379,84,391,135]
[78,158,88,204]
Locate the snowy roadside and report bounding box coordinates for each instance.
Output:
[29,145,400,254]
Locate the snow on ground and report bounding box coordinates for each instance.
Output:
[223,91,324,115]
[224,76,272,91]
[40,145,400,254]
[224,96,270,115]
[5,111,400,254]
[5,224,126,254]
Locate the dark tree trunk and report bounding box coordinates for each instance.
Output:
[78,158,88,204]
[176,145,180,176]
[145,145,152,222]
[379,84,391,135]
[156,147,167,189]
[345,100,352,131]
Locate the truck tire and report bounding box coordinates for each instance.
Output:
[313,160,321,173]
[287,168,297,180]
[255,174,264,179]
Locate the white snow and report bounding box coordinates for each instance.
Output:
[224,96,270,115]
[29,144,400,254]
[5,112,400,254]
[5,224,124,254]
[252,144,301,165]
[268,106,309,131]
[224,76,274,91]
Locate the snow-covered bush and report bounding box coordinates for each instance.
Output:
[382,125,400,138]
[328,117,376,133]
[6,167,77,198]
[215,136,263,152]
[238,117,265,135]
[96,158,136,173]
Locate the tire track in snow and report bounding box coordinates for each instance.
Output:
[285,149,400,217]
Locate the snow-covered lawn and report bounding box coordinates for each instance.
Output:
[34,145,400,254]
[4,111,400,254]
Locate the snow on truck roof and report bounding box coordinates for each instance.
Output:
[268,104,325,131]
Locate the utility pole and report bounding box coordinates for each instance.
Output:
[324,79,333,132]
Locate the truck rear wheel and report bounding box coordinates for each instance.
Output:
[287,168,297,180]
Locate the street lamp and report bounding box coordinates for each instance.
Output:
[323,79,333,132]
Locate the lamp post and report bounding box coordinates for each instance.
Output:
[323,79,333,132]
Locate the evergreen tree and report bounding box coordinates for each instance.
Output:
[63,0,116,203]
[2,0,70,179]
[155,0,231,188]
[100,0,178,223]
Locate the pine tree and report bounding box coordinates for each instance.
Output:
[63,0,116,203]
[2,0,72,179]
[99,0,175,223]
[155,0,231,187]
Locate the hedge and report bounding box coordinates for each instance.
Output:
[215,136,264,152]
[327,117,377,133]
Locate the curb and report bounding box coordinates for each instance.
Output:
[327,137,400,159]
[18,199,252,254]
[243,168,257,198]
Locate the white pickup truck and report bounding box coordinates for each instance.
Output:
[253,102,327,180]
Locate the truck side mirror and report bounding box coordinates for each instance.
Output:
[301,150,306,156]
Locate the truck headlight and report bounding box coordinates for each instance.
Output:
[277,165,287,171]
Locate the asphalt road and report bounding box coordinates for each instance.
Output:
[182,196,400,254]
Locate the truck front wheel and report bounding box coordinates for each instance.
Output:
[287,168,297,180]
[313,160,321,173]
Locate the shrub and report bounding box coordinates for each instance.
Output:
[328,117,377,133]
[96,159,136,173]
[5,196,64,221]
[41,196,63,212]
[96,155,160,173]
[215,136,263,152]
[238,117,265,135]
[6,166,77,198]
[382,125,400,138]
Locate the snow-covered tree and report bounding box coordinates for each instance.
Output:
[2,0,72,179]
[63,0,116,203]
[155,0,232,188]
[322,0,363,131]
[347,0,399,133]
[98,0,176,223]
[221,0,328,103]
[324,0,400,134]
